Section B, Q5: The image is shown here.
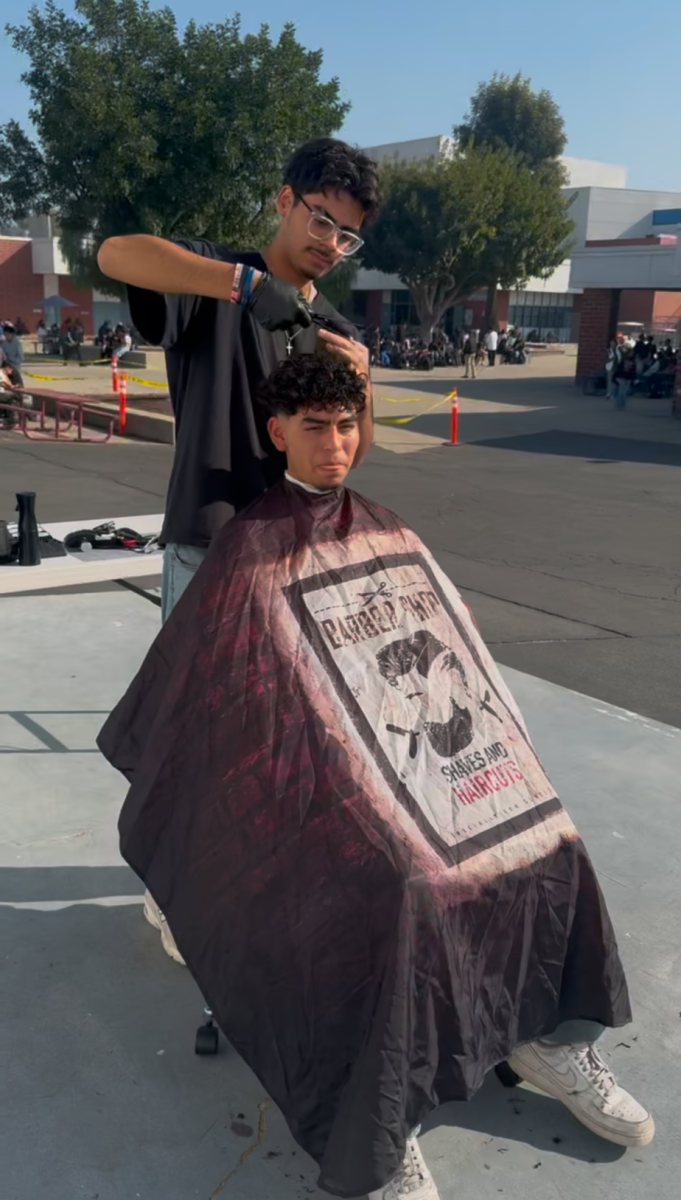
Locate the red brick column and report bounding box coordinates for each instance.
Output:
[575,288,621,385]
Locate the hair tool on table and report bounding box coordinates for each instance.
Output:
[63,522,157,552]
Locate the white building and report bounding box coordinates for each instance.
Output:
[352,136,633,340]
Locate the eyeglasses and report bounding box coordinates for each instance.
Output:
[296,194,364,257]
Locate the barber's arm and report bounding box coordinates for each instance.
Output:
[98,236,313,333]
[98,235,239,301]
[317,329,374,467]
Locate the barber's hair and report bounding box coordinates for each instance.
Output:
[258,353,367,419]
[283,138,381,223]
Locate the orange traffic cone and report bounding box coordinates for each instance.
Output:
[112,355,119,394]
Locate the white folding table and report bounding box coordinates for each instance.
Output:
[0,513,164,595]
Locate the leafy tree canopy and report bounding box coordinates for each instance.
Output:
[361,147,573,338]
[2,0,349,292]
[316,255,361,312]
[455,71,567,174]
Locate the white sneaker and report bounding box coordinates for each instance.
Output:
[368,1136,440,1199]
[508,1040,655,1148]
[142,890,186,966]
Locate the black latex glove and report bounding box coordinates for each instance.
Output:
[246,273,313,333]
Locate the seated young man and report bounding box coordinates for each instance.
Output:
[99,354,653,1200]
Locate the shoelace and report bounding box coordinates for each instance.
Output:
[569,1044,617,1100]
[386,1145,427,1197]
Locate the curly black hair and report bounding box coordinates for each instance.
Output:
[258,353,368,419]
[283,138,381,223]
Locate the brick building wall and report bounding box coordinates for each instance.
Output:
[0,239,42,332]
[575,288,621,382]
[619,290,655,325]
[497,291,510,328]
[653,291,681,323]
[0,237,97,335]
[58,274,95,335]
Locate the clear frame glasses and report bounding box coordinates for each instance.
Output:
[296,193,364,257]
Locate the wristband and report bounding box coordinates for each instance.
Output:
[230,264,263,308]
[230,263,244,306]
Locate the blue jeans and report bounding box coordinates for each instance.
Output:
[615,379,631,408]
[541,1019,605,1045]
[161,543,208,623]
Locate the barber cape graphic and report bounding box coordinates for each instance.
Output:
[98,479,630,1199]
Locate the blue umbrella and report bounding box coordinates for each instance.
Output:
[33,294,78,309]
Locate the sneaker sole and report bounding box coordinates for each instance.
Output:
[143,897,186,966]
[507,1055,655,1148]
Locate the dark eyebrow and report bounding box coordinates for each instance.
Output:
[302,413,357,426]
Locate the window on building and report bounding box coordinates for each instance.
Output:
[390,290,419,330]
[508,292,575,342]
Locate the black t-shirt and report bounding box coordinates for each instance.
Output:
[128,240,357,548]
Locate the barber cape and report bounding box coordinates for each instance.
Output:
[98,478,630,1198]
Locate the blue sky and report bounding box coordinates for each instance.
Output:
[2,0,680,191]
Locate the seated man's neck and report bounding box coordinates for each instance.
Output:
[285,471,335,495]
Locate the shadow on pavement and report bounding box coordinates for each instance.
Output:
[425,1071,625,1165]
[473,430,681,467]
[377,372,576,407]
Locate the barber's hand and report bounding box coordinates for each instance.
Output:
[318,328,370,377]
[246,273,313,333]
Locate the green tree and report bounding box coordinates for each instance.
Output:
[455,72,567,171]
[455,73,572,327]
[0,120,52,227]
[478,159,574,327]
[361,149,522,339]
[316,255,361,312]
[3,0,349,294]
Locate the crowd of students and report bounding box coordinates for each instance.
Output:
[370,326,529,374]
[605,331,678,406]
[95,319,134,362]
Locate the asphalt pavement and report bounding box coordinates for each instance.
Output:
[2,355,679,727]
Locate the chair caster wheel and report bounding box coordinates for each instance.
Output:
[195,1008,219,1055]
[195,1024,219,1055]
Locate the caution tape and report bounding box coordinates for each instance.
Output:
[24,371,86,381]
[24,367,168,389]
[377,416,414,426]
[124,374,168,389]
